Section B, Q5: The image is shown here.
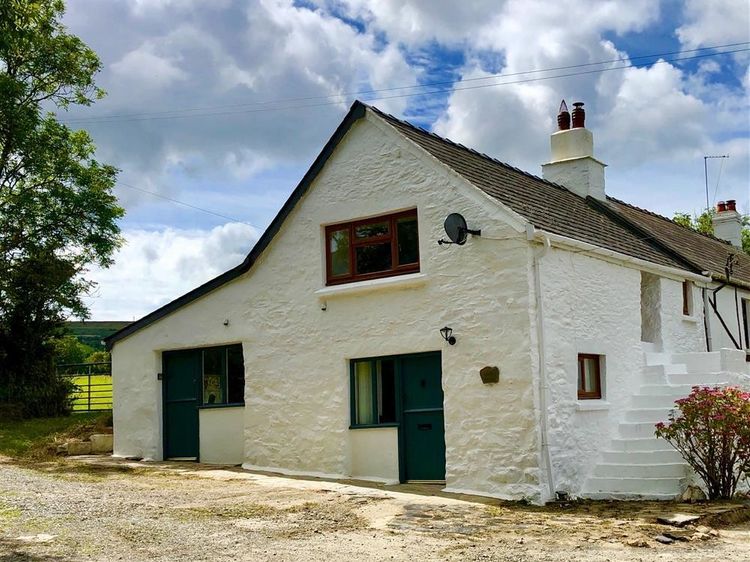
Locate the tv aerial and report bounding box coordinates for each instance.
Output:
[438,213,481,246]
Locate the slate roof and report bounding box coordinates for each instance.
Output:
[106,100,749,347]
[370,105,750,287]
[606,198,750,286]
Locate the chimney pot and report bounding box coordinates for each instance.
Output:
[557,99,571,130]
[713,197,742,247]
[571,102,585,128]
[542,100,605,200]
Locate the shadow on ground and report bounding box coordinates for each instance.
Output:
[0,538,67,562]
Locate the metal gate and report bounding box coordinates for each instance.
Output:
[58,362,112,412]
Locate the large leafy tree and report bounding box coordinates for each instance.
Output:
[0,0,124,417]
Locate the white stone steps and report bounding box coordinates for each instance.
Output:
[581,348,741,501]
[585,476,685,495]
[619,422,662,438]
[671,352,723,373]
[609,437,676,452]
[639,383,696,396]
[600,449,683,464]
[625,408,673,423]
[630,394,683,408]
[665,373,727,386]
[593,463,687,478]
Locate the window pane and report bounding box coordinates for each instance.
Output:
[354,361,375,425]
[227,345,245,404]
[377,360,396,423]
[356,243,392,274]
[396,217,419,265]
[203,348,226,405]
[582,359,596,392]
[329,229,350,277]
[355,221,389,239]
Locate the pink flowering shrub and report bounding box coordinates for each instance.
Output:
[655,386,750,500]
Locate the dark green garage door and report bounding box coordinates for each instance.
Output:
[163,349,201,459]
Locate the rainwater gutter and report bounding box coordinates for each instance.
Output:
[528,225,555,502]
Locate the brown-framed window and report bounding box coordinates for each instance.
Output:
[682,281,692,316]
[577,354,602,400]
[325,209,419,285]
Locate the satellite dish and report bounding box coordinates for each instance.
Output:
[439,213,481,246]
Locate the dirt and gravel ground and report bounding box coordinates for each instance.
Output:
[1,456,749,562]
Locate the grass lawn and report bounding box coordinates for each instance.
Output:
[69,374,112,411]
[0,413,108,458]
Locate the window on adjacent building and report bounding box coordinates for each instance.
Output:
[577,354,603,400]
[682,281,693,316]
[351,358,397,426]
[325,209,419,285]
[201,344,245,406]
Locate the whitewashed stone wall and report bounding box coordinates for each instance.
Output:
[112,114,542,501]
[539,248,644,496]
[658,278,706,353]
[199,407,244,464]
[707,283,750,353]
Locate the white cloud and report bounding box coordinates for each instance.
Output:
[83,223,258,319]
[64,0,417,203]
[677,0,750,48]
[111,46,188,90]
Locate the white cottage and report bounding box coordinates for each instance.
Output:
[107,101,750,503]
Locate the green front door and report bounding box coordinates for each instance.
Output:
[163,349,201,459]
[401,352,446,482]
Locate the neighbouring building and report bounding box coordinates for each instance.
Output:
[106,100,750,503]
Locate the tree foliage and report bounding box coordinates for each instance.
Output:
[655,386,750,500]
[673,209,750,254]
[0,1,124,417]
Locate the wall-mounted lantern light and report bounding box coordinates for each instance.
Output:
[440,326,456,345]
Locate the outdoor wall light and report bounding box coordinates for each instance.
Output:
[440,326,456,345]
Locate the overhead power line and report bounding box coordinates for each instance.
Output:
[117,181,261,228]
[60,43,750,125]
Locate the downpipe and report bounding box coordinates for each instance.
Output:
[529,226,555,501]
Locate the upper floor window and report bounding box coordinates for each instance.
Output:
[325,209,419,285]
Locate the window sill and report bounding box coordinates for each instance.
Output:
[316,272,428,300]
[198,403,245,410]
[681,315,699,324]
[576,400,610,412]
[349,423,400,430]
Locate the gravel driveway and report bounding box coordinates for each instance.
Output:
[1,456,749,561]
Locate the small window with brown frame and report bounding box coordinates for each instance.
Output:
[682,281,693,316]
[577,353,602,400]
[325,209,419,285]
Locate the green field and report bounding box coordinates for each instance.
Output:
[69,375,112,411]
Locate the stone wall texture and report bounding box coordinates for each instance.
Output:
[112,114,542,501]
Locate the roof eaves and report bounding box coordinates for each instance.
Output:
[105,101,368,349]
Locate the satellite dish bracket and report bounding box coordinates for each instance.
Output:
[438,213,481,245]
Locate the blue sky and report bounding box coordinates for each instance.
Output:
[59,0,749,319]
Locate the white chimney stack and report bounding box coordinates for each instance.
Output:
[542,100,606,200]
[713,200,742,247]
